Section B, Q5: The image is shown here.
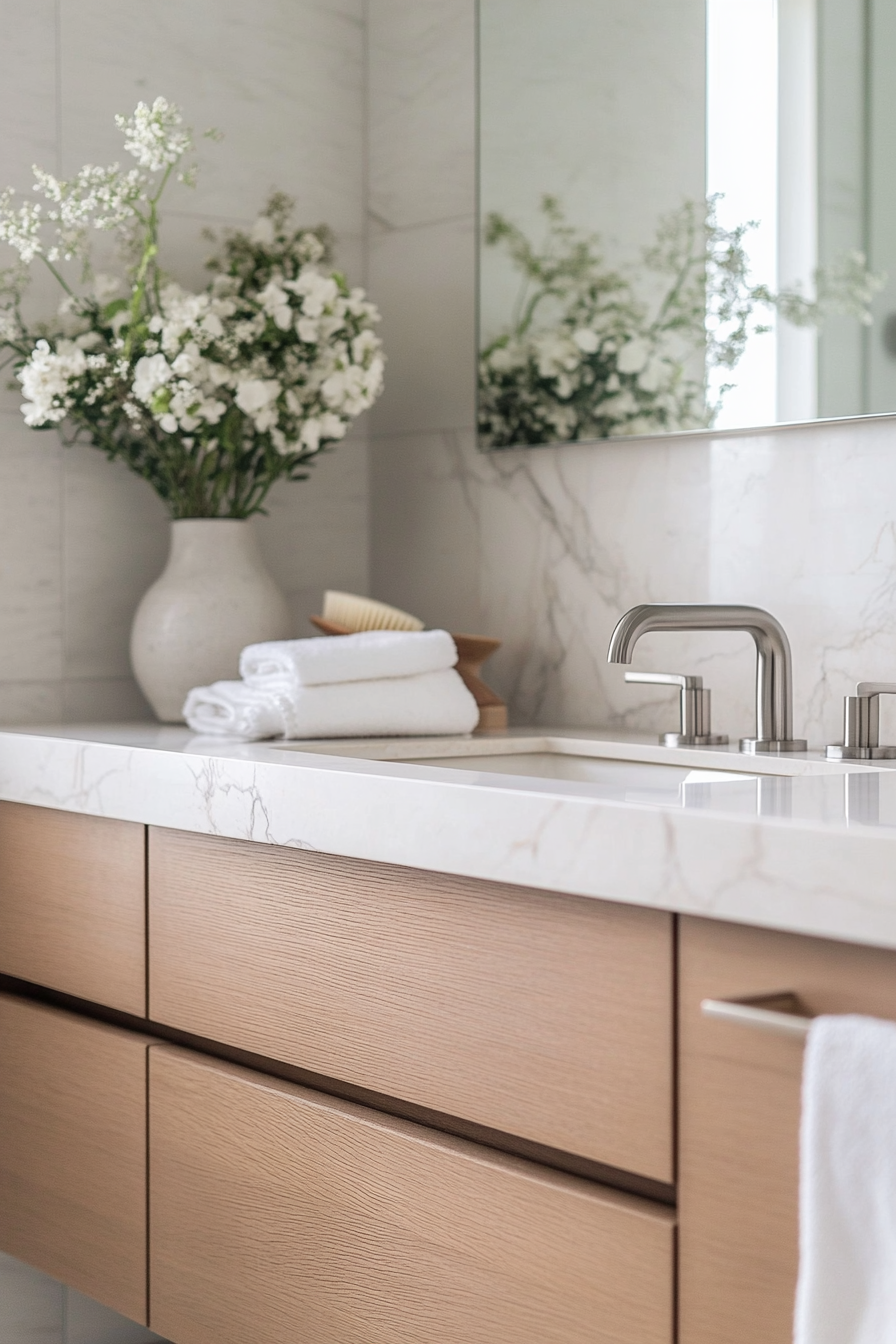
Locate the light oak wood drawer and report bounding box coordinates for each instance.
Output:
[149,1045,674,1344]
[0,802,146,1015]
[148,827,674,1180]
[679,915,896,1344]
[0,993,149,1323]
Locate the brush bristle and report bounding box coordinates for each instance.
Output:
[322,591,425,633]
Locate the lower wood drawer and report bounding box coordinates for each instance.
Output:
[679,915,896,1344]
[149,827,674,1181]
[149,1045,675,1344]
[0,994,149,1323]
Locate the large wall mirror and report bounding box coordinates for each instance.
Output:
[478,0,896,448]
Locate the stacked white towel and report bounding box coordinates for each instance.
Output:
[240,628,458,689]
[183,629,479,741]
[794,1013,896,1344]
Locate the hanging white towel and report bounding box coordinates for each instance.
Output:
[239,628,458,689]
[794,1013,896,1344]
[183,667,478,741]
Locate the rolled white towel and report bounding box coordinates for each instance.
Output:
[183,667,479,741]
[240,628,458,689]
[182,681,292,740]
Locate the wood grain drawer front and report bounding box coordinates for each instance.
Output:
[0,802,146,1014]
[679,915,896,1344]
[150,1045,674,1344]
[149,828,674,1180]
[0,994,149,1323]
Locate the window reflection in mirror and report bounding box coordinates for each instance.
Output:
[478,0,893,448]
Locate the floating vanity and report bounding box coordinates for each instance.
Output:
[1,724,896,1344]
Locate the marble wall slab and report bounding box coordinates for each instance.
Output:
[0,0,368,725]
[368,0,896,751]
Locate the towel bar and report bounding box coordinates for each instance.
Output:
[701,992,812,1040]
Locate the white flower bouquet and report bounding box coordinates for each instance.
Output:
[0,98,384,517]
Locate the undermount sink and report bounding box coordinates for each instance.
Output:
[268,731,889,817]
[272,730,878,782]
[394,749,752,788]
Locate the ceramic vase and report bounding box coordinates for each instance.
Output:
[130,518,293,723]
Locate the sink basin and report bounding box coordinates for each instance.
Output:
[394,749,760,807]
[397,749,751,785]
[269,732,887,819]
[272,730,871,778]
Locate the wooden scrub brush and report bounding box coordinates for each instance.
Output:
[310,591,507,730]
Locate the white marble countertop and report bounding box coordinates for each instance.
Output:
[2,723,896,951]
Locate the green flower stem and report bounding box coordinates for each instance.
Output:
[39,256,76,299]
[123,162,174,359]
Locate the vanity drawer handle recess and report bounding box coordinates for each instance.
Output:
[701,993,812,1040]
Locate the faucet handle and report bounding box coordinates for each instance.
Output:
[624,671,729,748]
[826,682,896,760]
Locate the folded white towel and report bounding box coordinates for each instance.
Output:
[794,1013,896,1344]
[239,628,458,689]
[183,667,478,741]
[181,680,293,740]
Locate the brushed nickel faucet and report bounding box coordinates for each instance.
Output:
[607,603,807,754]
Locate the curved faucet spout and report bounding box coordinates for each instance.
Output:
[607,603,805,753]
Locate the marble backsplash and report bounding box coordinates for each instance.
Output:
[367,0,896,751]
[453,420,896,749]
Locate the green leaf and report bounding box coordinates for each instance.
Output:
[101,298,129,322]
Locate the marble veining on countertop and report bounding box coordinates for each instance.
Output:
[2,723,896,952]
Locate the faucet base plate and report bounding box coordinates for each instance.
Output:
[825,744,896,761]
[661,732,729,747]
[740,738,808,754]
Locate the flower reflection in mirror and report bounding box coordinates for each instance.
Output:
[478,195,883,449]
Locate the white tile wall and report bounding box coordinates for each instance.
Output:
[58,0,364,236]
[0,0,369,725]
[0,2,57,186]
[256,431,370,634]
[368,0,475,230]
[369,427,483,632]
[0,417,64,683]
[367,217,477,437]
[61,448,169,684]
[367,0,896,751]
